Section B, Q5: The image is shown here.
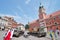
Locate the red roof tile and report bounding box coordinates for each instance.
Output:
[46,10,60,19]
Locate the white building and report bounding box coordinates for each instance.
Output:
[16,24,25,31]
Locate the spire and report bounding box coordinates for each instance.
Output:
[39,3,44,9]
[39,2,45,13]
[40,3,42,6]
[39,2,46,19]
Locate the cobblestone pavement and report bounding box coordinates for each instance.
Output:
[12,35,51,40]
[0,31,51,40]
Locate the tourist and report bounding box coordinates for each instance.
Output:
[55,28,60,40]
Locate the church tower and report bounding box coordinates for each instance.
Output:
[39,3,46,20]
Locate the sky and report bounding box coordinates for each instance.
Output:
[0,0,60,25]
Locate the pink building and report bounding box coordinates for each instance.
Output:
[29,5,60,32]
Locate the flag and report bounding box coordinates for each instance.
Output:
[4,30,11,40]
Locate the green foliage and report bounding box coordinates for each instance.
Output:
[25,24,29,29]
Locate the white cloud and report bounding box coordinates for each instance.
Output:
[0,5,34,25]
[25,0,31,4]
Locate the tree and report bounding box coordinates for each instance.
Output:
[25,24,29,29]
[0,16,2,19]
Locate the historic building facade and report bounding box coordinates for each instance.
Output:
[0,16,23,30]
[29,5,60,32]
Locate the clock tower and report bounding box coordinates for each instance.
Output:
[38,4,47,33]
[39,4,46,20]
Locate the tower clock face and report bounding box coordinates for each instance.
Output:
[42,9,45,12]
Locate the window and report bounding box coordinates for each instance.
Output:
[55,22,57,24]
[54,17,56,20]
[54,22,58,26]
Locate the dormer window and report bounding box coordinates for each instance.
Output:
[55,22,57,25]
[54,22,58,26]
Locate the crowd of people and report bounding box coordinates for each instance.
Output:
[3,27,60,40]
[48,28,60,40]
